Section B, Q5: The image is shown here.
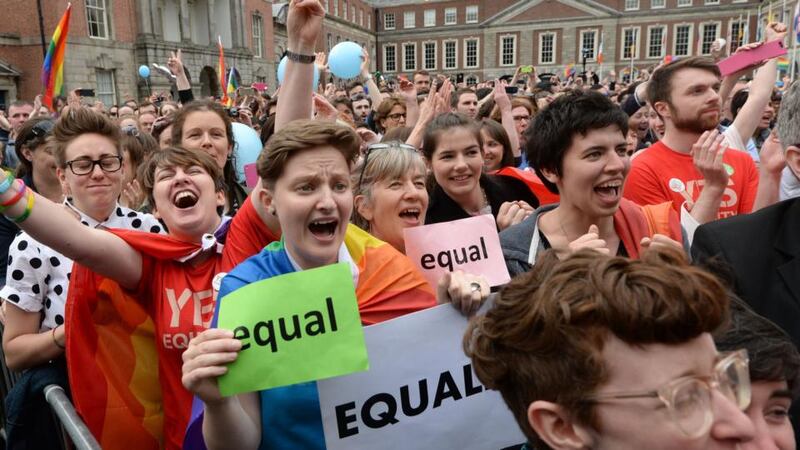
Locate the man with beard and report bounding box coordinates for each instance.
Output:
[623,57,760,223]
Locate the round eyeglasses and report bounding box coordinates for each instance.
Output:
[65,155,123,176]
[583,349,750,439]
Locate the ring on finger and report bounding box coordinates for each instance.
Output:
[469,282,481,293]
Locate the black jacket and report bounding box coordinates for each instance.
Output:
[425,174,539,227]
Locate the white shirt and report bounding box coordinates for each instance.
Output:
[0,201,164,331]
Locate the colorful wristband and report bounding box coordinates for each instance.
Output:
[0,171,15,196]
[0,181,26,212]
[10,190,34,224]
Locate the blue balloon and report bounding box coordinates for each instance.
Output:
[276,56,320,88]
[231,122,263,185]
[138,65,150,78]
[328,42,363,80]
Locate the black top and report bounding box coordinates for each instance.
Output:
[425,173,540,227]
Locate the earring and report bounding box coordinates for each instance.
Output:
[268,206,276,216]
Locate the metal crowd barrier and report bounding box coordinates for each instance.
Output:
[44,385,101,450]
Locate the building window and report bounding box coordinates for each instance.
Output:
[327,33,332,52]
[647,26,665,59]
[351,6,356,22]
[403,43,417,72]
[580,30,597,60]
[674,24,692,56]
[466,5,479,23]
[86,0,109,39]
[622,27,640,59]
[444,40,457,69]
[624,0,640,10]
[704,0,719,4]
[333,0,339,16]
[539,32,556,64]
[359,9,363,27]
[424,9,436,27]
[464,38,479,68]
[404,11,415,28]
[677,0,692,6]
[368,14,371,30]
[651,0,665,8]
[343,0,348,20]
[465,75,479,86]
[423,42,437,70]
[730,20,745,52]
[500,35,516,66]
[445,8,457,25]
[324,0,329,12]
[384,13,395,30]
[251,14,263,58]
[95,69,116,106]
[700,23,718,55]
[384,44,397,72]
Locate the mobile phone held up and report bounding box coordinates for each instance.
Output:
[504,86,519,95]
[520,65,534,74]
[76,88,95,97]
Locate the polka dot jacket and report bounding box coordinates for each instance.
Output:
[0,201,165,331]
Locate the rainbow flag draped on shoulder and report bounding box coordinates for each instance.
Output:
[183,224,436,449]
[41,3,72,109]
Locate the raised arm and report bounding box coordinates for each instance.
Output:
[493,80,520,157]
[398,77,420,128]
[275,0,325,131]
[360,49,383,112]
[0,172,142,289]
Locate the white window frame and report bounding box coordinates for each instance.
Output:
[325,0,329,12]
[359,9,363,27]
[621,27,641,60]
[424,9,436,27]
[466,5,479,24]
[579,29,598,61]
[334,0,339,16]
[704,0,720,4]
[729,20,746,51]
[383,44,397,72]
[539,32,556,65]
[252,14,263,58]
[624,0,640,11]
[499,34,517,67]
[650,0,666,8]
[368,14,371,30]
[86,0,110,39]
[444,7,457,25]
[464,37,480,69]
[646,25,666,59]
[465,74,479,86]
[443,39,458,70]
[95,69,116,106]
[677,0,692,6]
[404,11,415,29]
[402,42,417,72]
[699,21,721,55]
[343,0,348,20]
[384,12,395,30]
[423,41,437,71]
[673,23,694,57]
[351,6,356,23]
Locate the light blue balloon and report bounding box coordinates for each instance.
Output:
[231,122,263,184]
[328,42,363,80]
[138,65,150,78]
[276,56,320,88]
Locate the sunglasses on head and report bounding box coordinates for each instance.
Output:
[356,142,418,191]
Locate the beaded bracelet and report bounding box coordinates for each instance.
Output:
[0,171,15,196]
[0,181,27,213]
[10,189,34,224]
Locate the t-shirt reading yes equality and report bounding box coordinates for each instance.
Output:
[130,199,277,450]
[624,141,759,219]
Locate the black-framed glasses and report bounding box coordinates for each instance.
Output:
[65,155,123,175]
[386,112,406,121]
[582,349,750,439]
[356,142,418,191]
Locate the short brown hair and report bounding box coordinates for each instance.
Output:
[258,120,359,186]
[121,131,159,174]
[139,146,225,210]
[464,247,728,447]
[646,56,721,107]
[52,107,121,168]
[374,96,405,133]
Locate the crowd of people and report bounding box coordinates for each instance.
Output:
[0,0,799,448]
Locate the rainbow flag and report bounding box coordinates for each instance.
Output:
[564,63,576,78]
[778,56,791,71]
[41,3,72,109]
[597,39,604,64]
[224,66,239,107]
[217,36,228,104]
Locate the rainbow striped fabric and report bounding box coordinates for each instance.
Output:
[564,63,576,78]
[41,3,72,109]
[778,56,790,71]
[217,36,228,104]
[224,66,239,107]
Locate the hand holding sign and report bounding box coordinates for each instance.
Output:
[437,271,489,317]
[181,328,242,404]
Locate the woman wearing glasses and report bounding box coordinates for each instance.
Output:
[423,113,540,230]
[374,96,406,136]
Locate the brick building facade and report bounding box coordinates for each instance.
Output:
[371,0,765,83]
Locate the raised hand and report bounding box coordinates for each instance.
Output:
[181,329,242,404]
[691,130,729,190]
[495,201,533,231]
[287,0,325,54]
[436,270,489,316]
[568,224,610,255]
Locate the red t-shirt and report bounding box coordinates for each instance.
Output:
[623,141,759,219]
[133,200,277,450]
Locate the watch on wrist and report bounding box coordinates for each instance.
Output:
[285,50,316,64]
[362,74,373,82]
